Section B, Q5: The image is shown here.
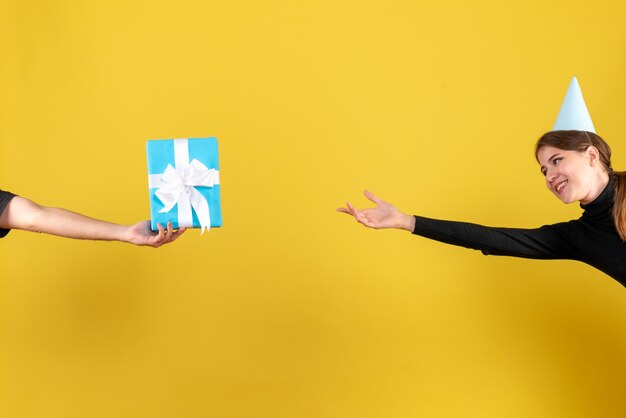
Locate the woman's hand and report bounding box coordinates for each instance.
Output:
[124,221,186,248]
[337,190,415,231]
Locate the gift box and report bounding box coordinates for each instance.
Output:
[147,138,221,233]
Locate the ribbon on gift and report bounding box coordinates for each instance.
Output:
[148,139,220,234]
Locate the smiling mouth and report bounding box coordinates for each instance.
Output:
[555,180,568,194]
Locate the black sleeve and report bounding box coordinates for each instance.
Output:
[0,190,17,238]
[412,215,581,260]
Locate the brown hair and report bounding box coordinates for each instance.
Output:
[535,130,626,241]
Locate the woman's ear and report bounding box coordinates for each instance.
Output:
[587,146,600,166]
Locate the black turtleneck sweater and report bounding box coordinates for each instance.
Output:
[412,176,626,287]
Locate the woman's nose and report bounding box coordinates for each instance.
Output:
[546,169,558,183]
[548,171,559,183]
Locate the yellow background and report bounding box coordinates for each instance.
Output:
[2,1,626,417]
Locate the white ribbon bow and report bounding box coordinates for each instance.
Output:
[153,159,219,234]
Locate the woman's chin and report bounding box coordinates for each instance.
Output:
[554,193,574,204]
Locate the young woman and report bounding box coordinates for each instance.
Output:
[338,130,626,287]
[0,190,184,247]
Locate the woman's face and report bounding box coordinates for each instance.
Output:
[537,145,598,204]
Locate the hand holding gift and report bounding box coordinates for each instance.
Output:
[0,136,222,245]
[124,220,185,247]
[0,193,184,247]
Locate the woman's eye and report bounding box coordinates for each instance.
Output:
[554,158,562,165]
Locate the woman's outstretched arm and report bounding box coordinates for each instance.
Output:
[0,196,184,248]
[338,190,576,260]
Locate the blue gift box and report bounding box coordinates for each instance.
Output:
[147,138,222,232]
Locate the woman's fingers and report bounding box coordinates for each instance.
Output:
[336,201,372,223]
[346,201,359,217]
[363,190,381,204]
[337,197,383,229]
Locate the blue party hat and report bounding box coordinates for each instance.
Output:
[553,77,595,132]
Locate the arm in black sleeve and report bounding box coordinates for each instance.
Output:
[0,190,17,238]
[412,215,580,260]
